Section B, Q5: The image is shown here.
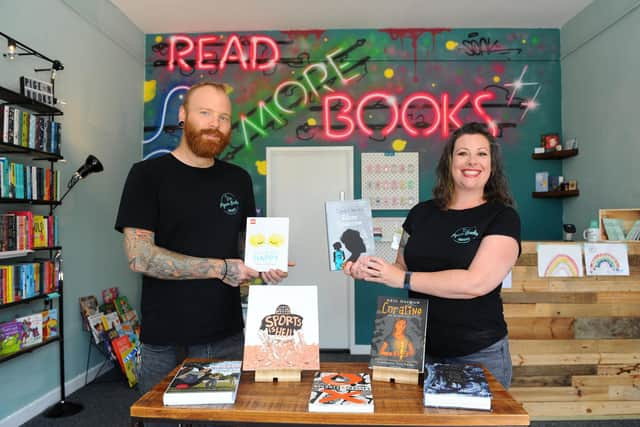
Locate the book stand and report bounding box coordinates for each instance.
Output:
[372,366,419,385]
[254,368,301,382]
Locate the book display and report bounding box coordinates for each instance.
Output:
[78,288,141,387]
[244,217,289,272]
[308,372,374,413]
[423,363,492,411]
[370,296,428,384]
[163,360,242,406]
[325,199,375,271]
[243,285,320,381]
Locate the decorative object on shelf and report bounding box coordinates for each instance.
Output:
[57,154,104,205]
[563,224,576,241]
[20,76,54,106]
[583,220,600,242]
[599,208,640,241]
[541,133,560,151]
[564,137,578,150]
[537,243,584,277]
[535,172,549,192]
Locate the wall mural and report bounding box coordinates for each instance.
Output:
[144,28,562,240]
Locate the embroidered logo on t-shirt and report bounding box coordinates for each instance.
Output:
[450,226,479,244]
[220,192,240,215]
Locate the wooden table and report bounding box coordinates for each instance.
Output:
[130,360,530,426]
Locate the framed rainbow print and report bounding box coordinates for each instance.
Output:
[584,243,629,276]
[537,243,584,277]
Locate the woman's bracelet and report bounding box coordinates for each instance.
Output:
[221,259,228,281]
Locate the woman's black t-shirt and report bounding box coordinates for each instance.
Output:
[403,200,521,357]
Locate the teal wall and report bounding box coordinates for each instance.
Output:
[0,0,142,424]
[561,0,640,233]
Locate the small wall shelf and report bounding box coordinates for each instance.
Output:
[532,189,580,198]
[532,148,578,160]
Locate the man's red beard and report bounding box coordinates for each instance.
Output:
[184,120,231,158]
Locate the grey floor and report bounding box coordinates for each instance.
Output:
[21,351,640,427]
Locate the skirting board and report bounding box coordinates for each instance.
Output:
[0,361,113,427]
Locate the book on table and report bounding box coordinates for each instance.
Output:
[163,360,242,406]
[370,296,428,372]
[423,363,492,411]
[308,372,374,413]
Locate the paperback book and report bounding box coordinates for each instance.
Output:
[308,372,374,413]
[163,360,242,406]
[244,217,289,272]
[243,285,319,371]
[325,199,375,271]
[15,313,43,348]
[370,296,428,371]
[423,363,491,411]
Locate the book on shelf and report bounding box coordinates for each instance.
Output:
[625,220,640,240]
[243,285,320,371]
[41,308,58,340]
[0,320,21,356]
[370,296,428,371]
[113,295,133,319]
[308,372,374,413]
[244,217,289,272]
[163,360,242,406]
[15,312,43,348]
[423,363,492,411]
[602,218,626,241]
[325,199,375,271]
[87,312,106,344]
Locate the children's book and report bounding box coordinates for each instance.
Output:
[79,295,99,331]
[243,285,320,371]
[41,308,58,340]
[163,360,241,405]
[114,295,132,320]
[244,217,289,272]
[0,320,21,356]
[87,312,106,343]
[423,363,492,411]
[370,296,428,371]
[101,286,119,304]
[15,313,43,348]
[325,200,375,271]
[308,372,374,413]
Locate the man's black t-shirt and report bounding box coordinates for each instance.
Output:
[115,154,255,345]
[403,200,521,357]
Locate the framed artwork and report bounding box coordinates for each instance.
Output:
[541,133,560,151]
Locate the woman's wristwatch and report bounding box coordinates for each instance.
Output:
[403,271,413,290]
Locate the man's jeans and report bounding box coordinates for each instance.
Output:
[138,331,244,395]
[425,335,512,389]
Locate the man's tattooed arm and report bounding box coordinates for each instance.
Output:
[124,228,223,280]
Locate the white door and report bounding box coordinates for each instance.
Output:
[267,147,354,349]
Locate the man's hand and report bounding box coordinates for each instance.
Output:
[222,259,259,287]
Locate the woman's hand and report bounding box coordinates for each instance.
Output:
[344,256,404,288]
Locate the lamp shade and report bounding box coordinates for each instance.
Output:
[76,154,103,179]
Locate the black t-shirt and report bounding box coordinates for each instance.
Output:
[403,200,521,357]
[114,154,255,345]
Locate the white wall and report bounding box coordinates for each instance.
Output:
[561,0,640,232]
[0,0,143,424]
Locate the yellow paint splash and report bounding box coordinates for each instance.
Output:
[307,118,317,126]
[445,40,458,51]
[143,80,157,103]
[256,160,267,176]
[493,75,501,83]
[384,68,394,79]
[154,35,162,43]
[392,139,407,152]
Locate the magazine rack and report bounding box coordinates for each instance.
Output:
[254,368,301,382]
[372,366,419,385]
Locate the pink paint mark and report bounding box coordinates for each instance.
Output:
[492,63,505,74]
[380,28,450,82]
[281,30,326,40]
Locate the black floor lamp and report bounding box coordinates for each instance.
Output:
[45,154,103,418]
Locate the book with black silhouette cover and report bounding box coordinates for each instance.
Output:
[325,199,375,271]
[163,360,242,406]
[370,296,428,372]
[308,372,374,413]
[423,363,492,411]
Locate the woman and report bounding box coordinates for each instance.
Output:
[344,122,520,388]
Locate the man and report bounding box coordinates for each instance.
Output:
[115,82,288,393]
